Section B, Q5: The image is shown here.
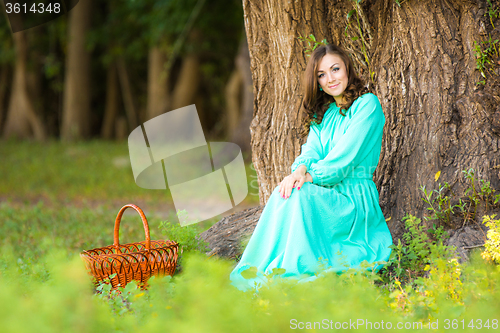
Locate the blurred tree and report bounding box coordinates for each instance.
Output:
[147,46,169,120]
[0,4,46,139]
[0,65,8,132]
[0,11,14,133]
[0,0,244,140]
[90,0,243,137]
[61,0,93,140]
[227,35,253,154]
[3,29,46,140]
[101,60,119,139]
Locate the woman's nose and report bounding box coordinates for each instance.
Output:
[326,72,335,82]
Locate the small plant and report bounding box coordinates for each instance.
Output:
[94,274,142,316]
[486,0,500,29]
[474,40,490,84]
[463,168,482,221]
[420,182,459,225]
[475,0,500,85]
[382,213,461,318]
[420,168,499,227]
[241,266,287,280]
[481,214,500,264]
[400,214,431,269]
[394,0,409,7]
[345,0,374,81]
[380,213,452,288]
[297,33,328,57]
[473,35,499,85]
[418,170,468,226]
[478,178,500,210]
[159,210,209,254]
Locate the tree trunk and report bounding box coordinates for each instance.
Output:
[247,0,500,235]
[231,35,254,154]
[200,206,264,259]
[101,62,120,139]
[0,65,10,134]
[225,68,242,138]
[171,29,203,122]
[368,0,500,237]
[146,46,170,120]
[26,46,43,126]
[171,54,201,111]
[115,116,128,141]
[3,31,45,140]
[116,56,139,131]
[202,0,500,253]
[61,0,93,141]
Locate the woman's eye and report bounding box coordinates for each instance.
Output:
[318,73,324,78]
[332,67,339,72]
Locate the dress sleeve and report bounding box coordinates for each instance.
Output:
[290,122,323,173]
[308,93,385,186]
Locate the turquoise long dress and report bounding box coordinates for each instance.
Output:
[229,93,393,291]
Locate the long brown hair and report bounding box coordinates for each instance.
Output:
[299,44,368,138]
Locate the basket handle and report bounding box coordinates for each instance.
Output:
[113,204,151,252]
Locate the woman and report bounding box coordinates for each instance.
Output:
[229,44,393,291]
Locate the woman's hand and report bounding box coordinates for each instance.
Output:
[278,165,312,199]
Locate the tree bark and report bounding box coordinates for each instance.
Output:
[210,0,500,244]
[368,0,500,237]
[200,206,264,259]
[146,46,170,121]
[61,0,93,141]
[3,31,45,140]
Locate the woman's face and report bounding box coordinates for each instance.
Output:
[317,53,348,104]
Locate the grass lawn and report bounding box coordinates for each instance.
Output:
[1,140,500,333]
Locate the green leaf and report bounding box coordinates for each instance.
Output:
[269,268,286,277]
[240,266,258,280]
[347,9,356,20]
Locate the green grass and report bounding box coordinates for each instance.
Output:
[0,139,260,207]
[0,139,158,203]
[2,141,500,333]
[0,202,163,258]
[1,247,499,333]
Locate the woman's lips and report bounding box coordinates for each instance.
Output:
[329,83,340,88]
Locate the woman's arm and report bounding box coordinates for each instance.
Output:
[307,93,385,186]
[290,123,323,174]
[305,172,313,183]
[280,128,320,198]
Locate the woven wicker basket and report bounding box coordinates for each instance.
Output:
[80,204,179,290]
